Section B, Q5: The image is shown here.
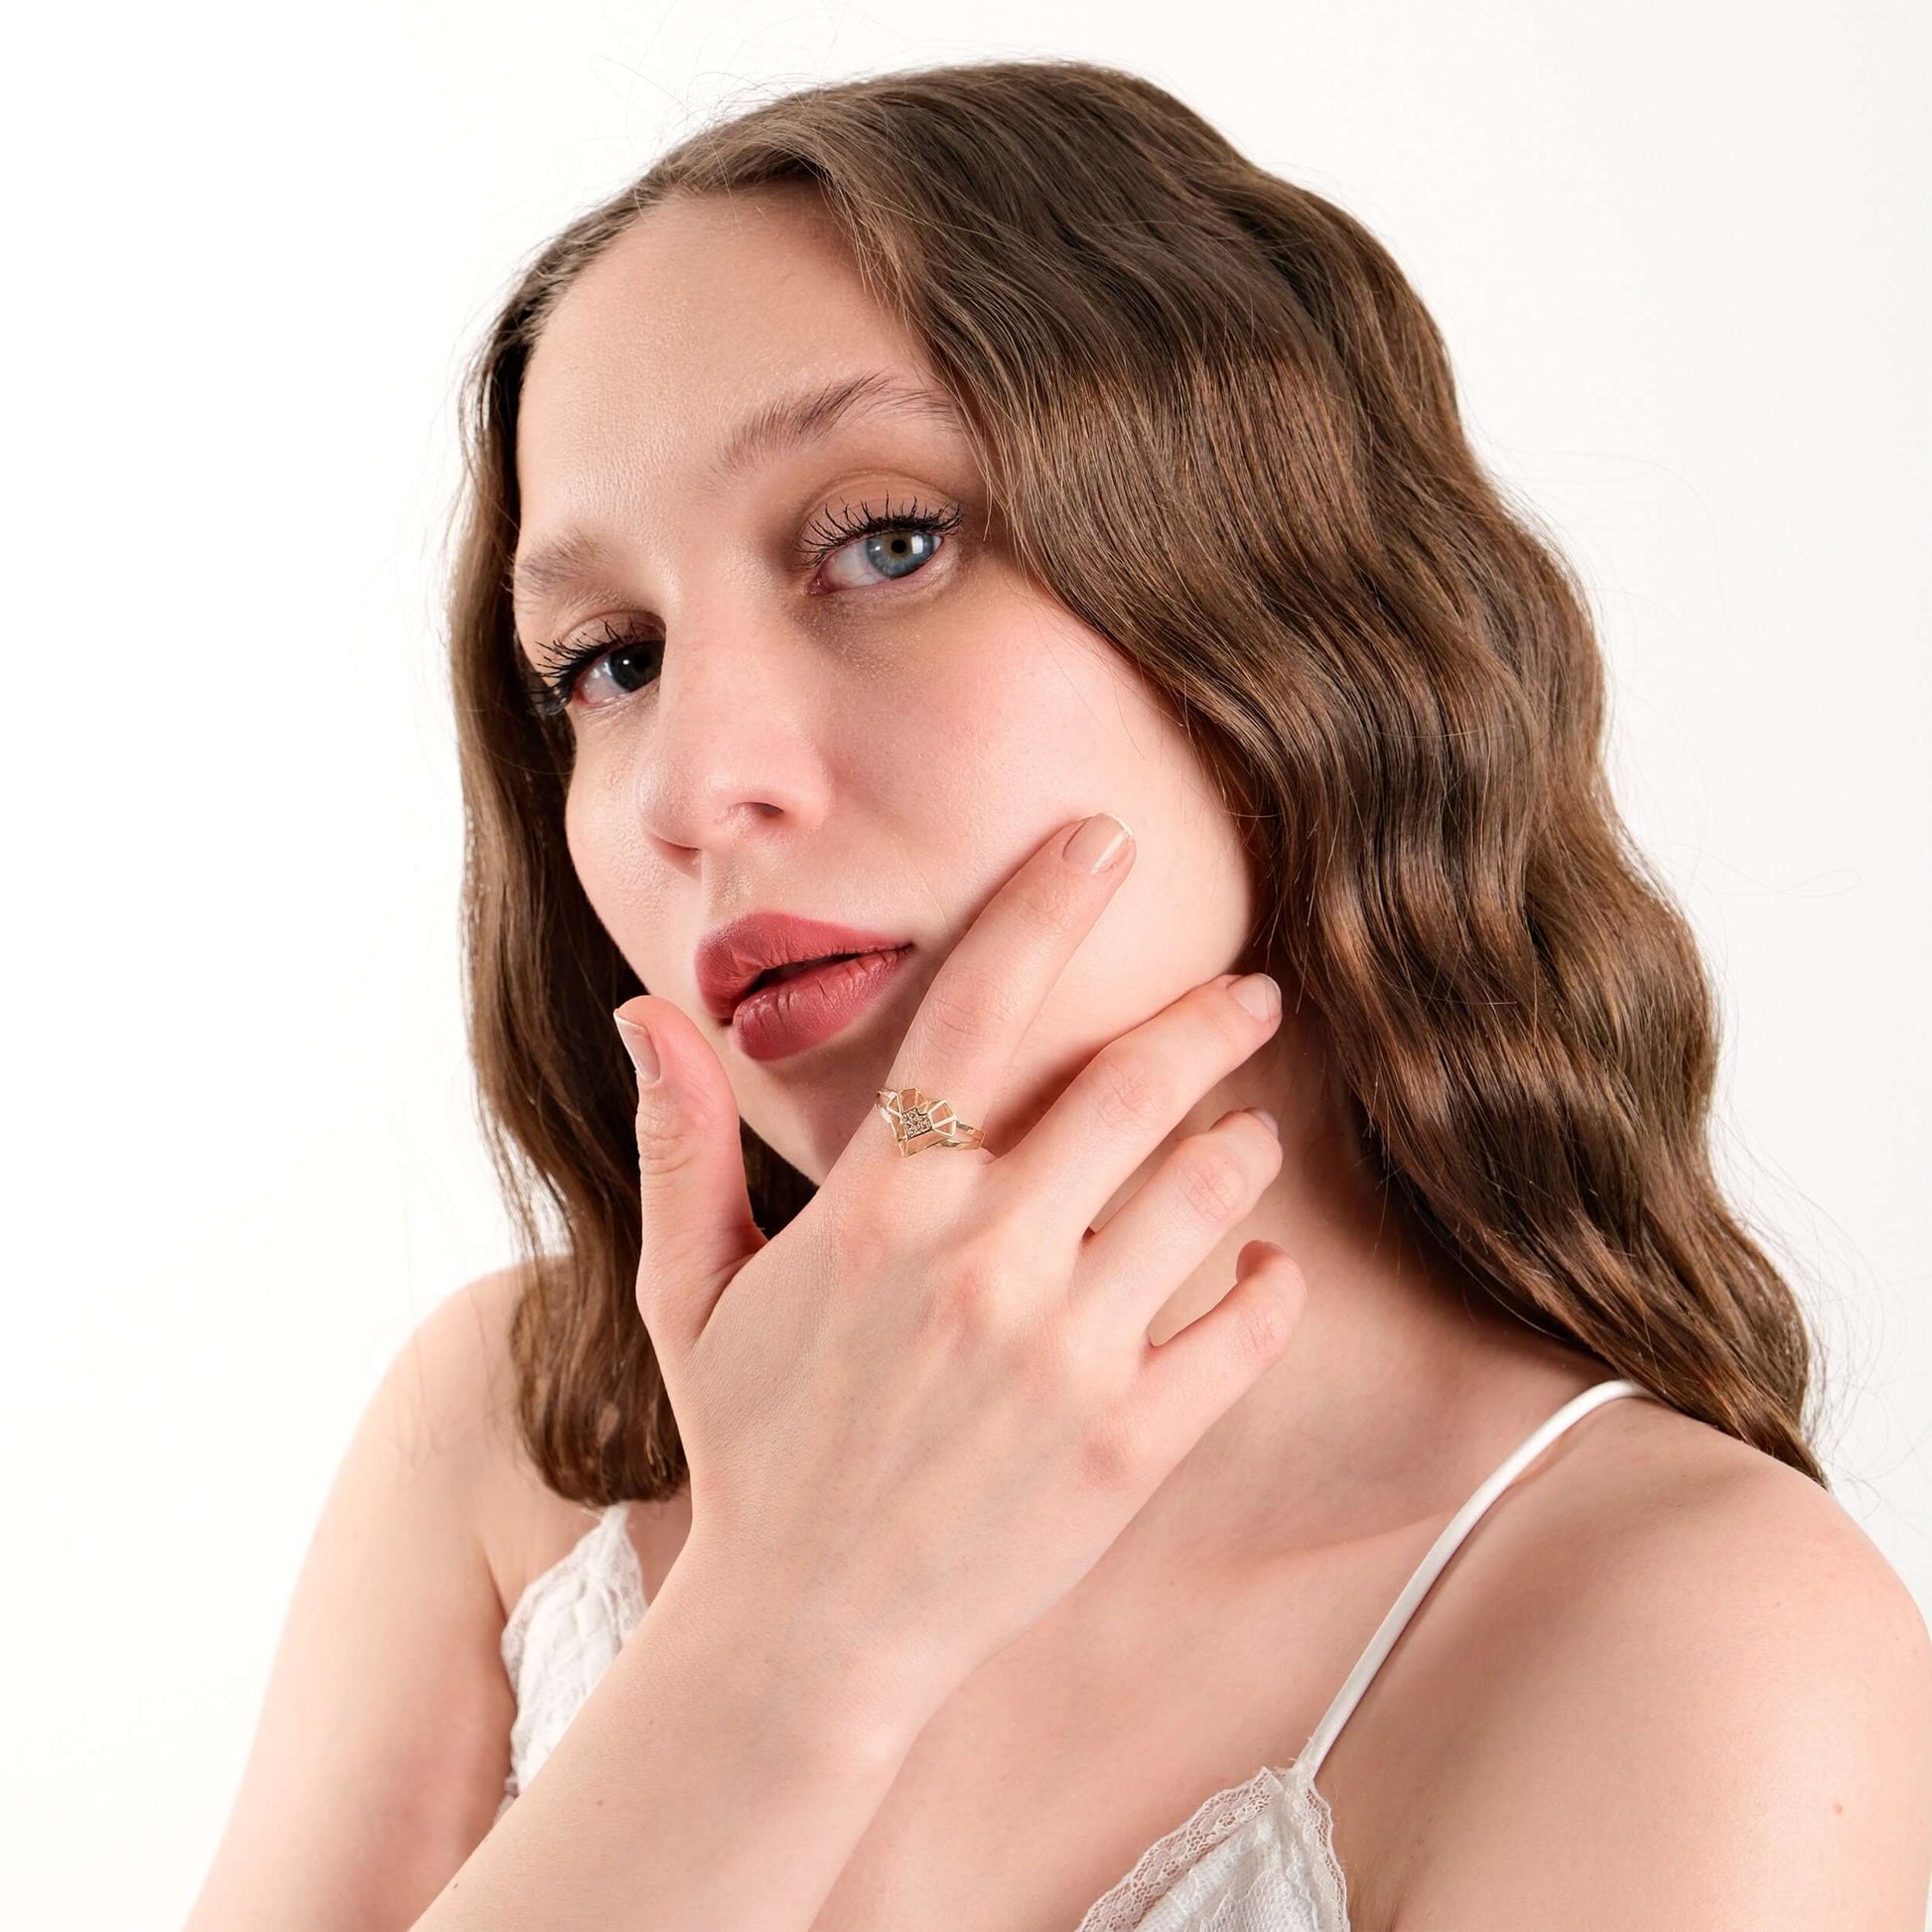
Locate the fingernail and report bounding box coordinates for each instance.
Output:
[1249,1107,1280,1135]
[614,1011,660,1084]
[1063,811,1133,873]
[1230,972,1281,1021]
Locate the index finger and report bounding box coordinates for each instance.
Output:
[840,811,1136,1180]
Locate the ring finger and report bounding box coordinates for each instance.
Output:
[1070,1103,1285,1337]
[990,967,1286,1246]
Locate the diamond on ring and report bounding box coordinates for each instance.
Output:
[876,1085,985,1156]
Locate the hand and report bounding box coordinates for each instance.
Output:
[612,811,1304,1734]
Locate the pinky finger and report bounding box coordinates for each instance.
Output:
[1131,1241,1307,1463]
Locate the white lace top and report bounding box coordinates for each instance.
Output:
[493,1378,1650,1928]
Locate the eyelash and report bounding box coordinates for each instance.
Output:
[522,494,966,719]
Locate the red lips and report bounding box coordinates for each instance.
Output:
[694,911,913,1022]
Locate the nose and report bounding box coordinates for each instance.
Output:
[626,607,833,866]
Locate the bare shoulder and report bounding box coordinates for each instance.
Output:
[1392,1396,1932,1930]
[345,1257,543,1615]
[389,1260,528,1476]
[182,1261,700,1932]
[418,1258,553,1615]
[181,1263,542,1932]
[451,1262,696,1618]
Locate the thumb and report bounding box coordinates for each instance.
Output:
[614,993,768,1354]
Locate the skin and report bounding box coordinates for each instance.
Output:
[511,180,1565,1509]
[505,181,1648,1564]
[176,183,1931,1932]
[501,188,1932,1924]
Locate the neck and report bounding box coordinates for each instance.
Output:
[1112,1009,1603,1574]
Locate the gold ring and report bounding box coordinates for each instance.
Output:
[876,1086,986,1157]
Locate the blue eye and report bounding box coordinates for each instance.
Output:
[800,493,963,588]
[819,522,943,587]
[524,493,964,719]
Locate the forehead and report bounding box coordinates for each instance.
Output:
[516,188,925,507]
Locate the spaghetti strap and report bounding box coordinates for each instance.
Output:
[1295,1377,1650,1781]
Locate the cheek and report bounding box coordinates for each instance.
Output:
[561,766,609,894]
[874,613,1114,819]
[562,758,655,938]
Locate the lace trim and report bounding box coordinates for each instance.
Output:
[1291,1762,1351,1930]
[1066,1381,1649,1927]
[492,1387,1646,1896]
[1074,1764,1284,1931]
[499,1500,644,1688]
[1072,1759,1349,1932]
[495,1508,1352,1926]
[494,1501,646,1823]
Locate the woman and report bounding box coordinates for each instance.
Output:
[183,58,1931,1932]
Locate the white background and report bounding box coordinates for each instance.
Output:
[1,3,1925,1924]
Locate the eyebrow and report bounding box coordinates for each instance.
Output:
[714,369,962,482]
[510,370,964,616]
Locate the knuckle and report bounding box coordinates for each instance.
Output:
[1089,1047,1173,1137]
[1238,1283,1291,1359]
[925,1234,1013,1346]
[633,1128,704,1183]
[1173,1138,1251,1225]
[916,960,1022,1056]
[1013,863,1092,938]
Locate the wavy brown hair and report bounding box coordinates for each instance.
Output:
[446,56,1826,1504]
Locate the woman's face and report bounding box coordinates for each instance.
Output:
[513,187,1260,1182]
